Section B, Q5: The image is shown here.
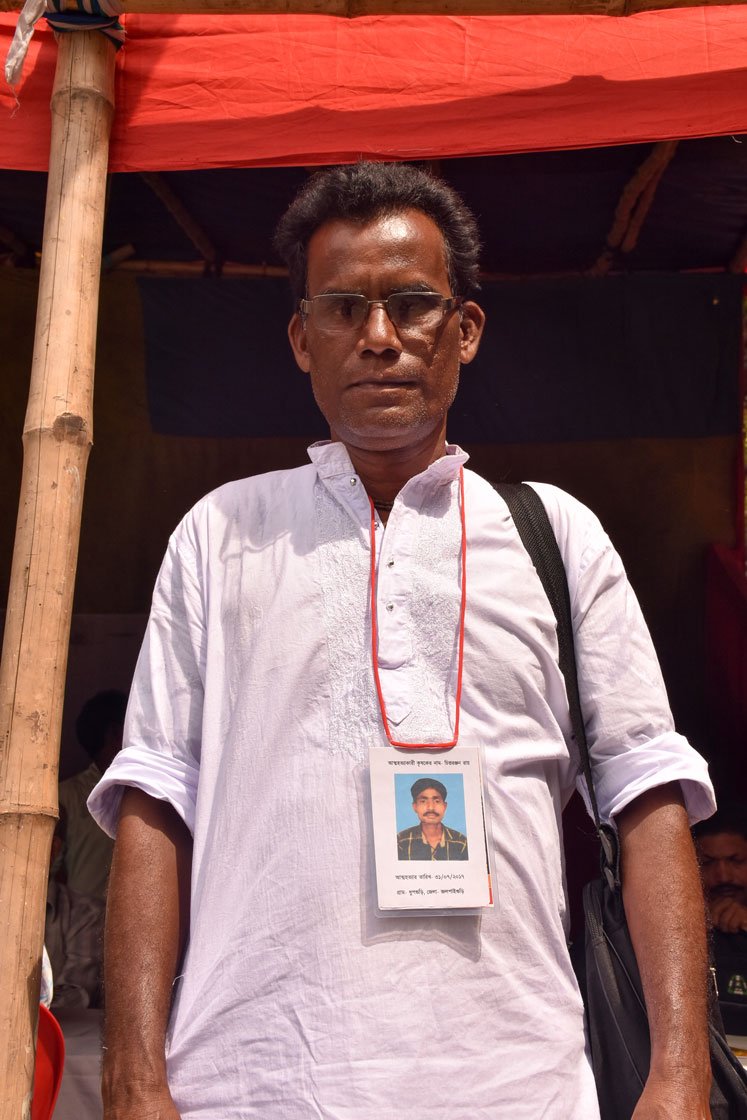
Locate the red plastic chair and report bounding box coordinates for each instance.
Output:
[31,1004,65,1120]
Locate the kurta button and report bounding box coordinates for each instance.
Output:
[350,477,357,486]
[386,603,394,612]
[387,559,394,568]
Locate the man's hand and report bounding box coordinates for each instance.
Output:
[709,895,747,934]
[631,1070,710,1119]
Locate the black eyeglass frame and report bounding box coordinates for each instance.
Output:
[298,291,464,333]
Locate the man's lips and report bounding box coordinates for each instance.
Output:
[348,376,418,389]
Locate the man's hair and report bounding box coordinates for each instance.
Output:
[693,805,747,844]
[273,162,481,303]
[411,777,448,802]
[75,690,127,759]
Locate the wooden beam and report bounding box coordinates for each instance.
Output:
[112,257,287,275]
[102,241,136,269]
[589,140,678,276]
[141,172,220,268]
[619,141,678,254]
[3,0,747,13]
[104,257,730,279]
[0,31,116,1119]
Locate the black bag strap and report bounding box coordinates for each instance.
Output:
[492,482,620,887]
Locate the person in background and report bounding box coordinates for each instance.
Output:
[694,806,747,1035]
[45,818,105,1010]
[58,690,126,900]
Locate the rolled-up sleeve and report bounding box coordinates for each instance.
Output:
[573,523,715,825]
[530,484,717,827]
[88,510,206,837]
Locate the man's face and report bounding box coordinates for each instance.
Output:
[288,210,485,455]
[698,832,747,908]
[412,788,447,827]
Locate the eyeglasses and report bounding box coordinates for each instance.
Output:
[298,292,463,335]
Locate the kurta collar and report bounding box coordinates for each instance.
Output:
[307,440,469,487]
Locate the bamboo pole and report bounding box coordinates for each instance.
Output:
[0,30,115,1119]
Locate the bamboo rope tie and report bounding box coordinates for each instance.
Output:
[5,0,124,87]
[44,0,125,43]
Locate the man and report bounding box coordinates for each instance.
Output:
[397,777,468,860]
[694,807,747,1034]
[90,162,716,1119]
[58,690,126,900]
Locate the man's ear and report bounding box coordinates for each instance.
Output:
[459,301,486,366]
[288,311,311,374]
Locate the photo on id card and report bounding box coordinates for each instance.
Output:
[368,745,494,912]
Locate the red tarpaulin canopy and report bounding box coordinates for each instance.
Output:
[2,8,747,172]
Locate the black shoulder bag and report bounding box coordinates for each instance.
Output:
[493,481,747,1120]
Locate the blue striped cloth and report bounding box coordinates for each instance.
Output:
[44,0,125,48]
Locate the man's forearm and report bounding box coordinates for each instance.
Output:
[102,787,192,1114]
[617,781,711,1117]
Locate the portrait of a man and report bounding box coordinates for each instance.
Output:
[397,777,469,861]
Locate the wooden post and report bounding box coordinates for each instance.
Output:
[0,30,115,1119]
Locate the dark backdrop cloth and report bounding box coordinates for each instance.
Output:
[705,545,747,790]
[139,274,742,442]
[0,271,739,769]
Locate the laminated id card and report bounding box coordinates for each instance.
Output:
[368,745,494,912]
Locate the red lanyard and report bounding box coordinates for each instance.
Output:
[369,468,467,750]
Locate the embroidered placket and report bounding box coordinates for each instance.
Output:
[369,468,466,750]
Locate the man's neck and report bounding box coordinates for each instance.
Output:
[421,822,444,849]
[338,432,449,510]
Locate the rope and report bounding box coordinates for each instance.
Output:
[5,0,124,89]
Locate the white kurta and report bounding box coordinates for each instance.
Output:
[89,442,715,1120]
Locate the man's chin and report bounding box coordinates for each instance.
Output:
[330,413,446,455]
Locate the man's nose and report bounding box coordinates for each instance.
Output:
[705,859,731,887]
[357,302,402,354]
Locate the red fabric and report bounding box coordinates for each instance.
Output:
[31,1005,65,1120]
[2,9,747,172]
